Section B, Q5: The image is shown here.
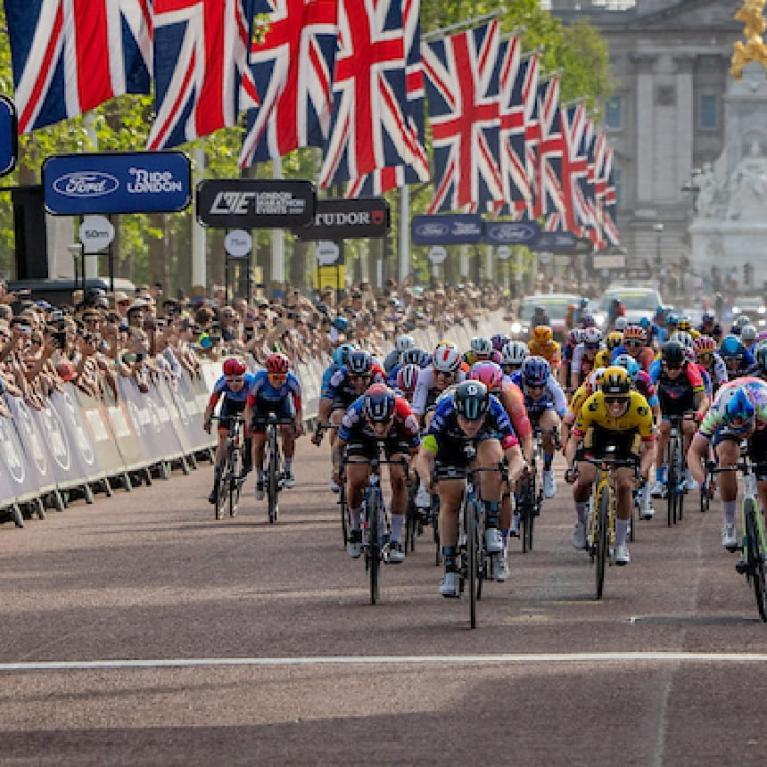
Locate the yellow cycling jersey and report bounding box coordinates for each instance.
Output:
[528,339,561,366]
[594,349,611,369]
[568,383,592,419]
[573,390,655,442]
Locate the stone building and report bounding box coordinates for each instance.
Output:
[549,0,741,275]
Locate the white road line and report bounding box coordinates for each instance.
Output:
[3,652,767,673]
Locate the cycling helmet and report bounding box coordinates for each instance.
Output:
[532,325,553,344]
[623,325,647,343]
[756,343,767,372]
[468,361,503,392]
[520,355,551,387]
[606,331,623,351]
[395,334,415,353]
[614,316,628,332]
[587,367,607,391]
[223,358,247,376]
[363,384,396,422]
[396,364,420,397]
[568,328,584,346]
[500,340,529,367]
[722,386,755,425]
[693,335,716,355]
[347,350,373,375]
[720,335,743,360]
[401,347,429,367]
[671,330,694,349]
[662,340,686,368]
[470,336,493,358]
[677,316,692,333]
[454,380,490,420]
[582,327,603,346]
[654,305,668,319]
[581,313,596,328]
[601,366,631,398]
[702,310,716,323]
[265,352,290,374]
[491,333,510,352]
[666,313,679,327]
[734,315,752,329]
[332,342,355,367]
[639,317,652,330]
[432,343,462,373]
[742,324,757,342]
[437,339,458,350]
[613,353,640,380]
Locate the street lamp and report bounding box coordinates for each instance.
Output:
[652,222,664,270]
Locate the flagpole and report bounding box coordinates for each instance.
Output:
[272,155,285,290]
[192,146,207,291]
[398,184,410,286]
[422,12,498,42]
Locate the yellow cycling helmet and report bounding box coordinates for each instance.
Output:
[606,331,623,351]
[601,366,631,398]
[533,325,553,344]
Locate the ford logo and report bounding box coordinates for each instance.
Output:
[53,171,119,198]
[486,223,538,242]
[415,223,450,237]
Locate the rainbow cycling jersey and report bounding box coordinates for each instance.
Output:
[698,377,767,440]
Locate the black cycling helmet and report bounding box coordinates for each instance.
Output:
[401,347,429,367]
[454,380,490,420]
[661,340,685,368]
[347,350,373,375]
[363,384,396,422]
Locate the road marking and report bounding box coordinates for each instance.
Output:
[2,652,767,673]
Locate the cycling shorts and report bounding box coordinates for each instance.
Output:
[251,396,295,433]
[346,437,412,461]
[218,398,246,431]
[748,428,767,481]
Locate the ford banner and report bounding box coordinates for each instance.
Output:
[483,220,540,245]
[411,215,484,245]
[532,232,593,254]
[197,179,316,228]
[43,152,192,215]
[0,97,17,177]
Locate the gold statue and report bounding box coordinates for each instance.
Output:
[731,0,767,78]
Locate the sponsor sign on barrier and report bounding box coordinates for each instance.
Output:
[52,388,104,483]
[74,390,129,480]
[0,403,38,503]
[104,389,147,472]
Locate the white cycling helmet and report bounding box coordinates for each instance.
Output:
[470,336,493,357]
[582,327,603,345]
[500,340,529,367]
[614,316,628,331]
[741,324,757,342]
[395,334,415,353]
[432,343,462,373]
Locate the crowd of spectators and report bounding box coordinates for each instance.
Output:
[0,277,507,411]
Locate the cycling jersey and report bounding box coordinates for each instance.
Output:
[509,370,567,418]
[698,377,767,441]
[570,343,599,386]
[326,363,386,408]
[649,360,704,416]
[573,390,655,445]
[320,363,343,399]
[699,352,728,391]
[594,349,612,369]
[497,379,533,443]
[338,394,420,457]
[527,339,561,367]
[412,366,465,416]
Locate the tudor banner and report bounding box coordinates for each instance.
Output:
[294,198,390,241]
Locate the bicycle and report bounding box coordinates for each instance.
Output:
[709,459,767,622]
[577,448,639,600]
[666,413,696,527]
[211,414,246,520]
[516,427,550,554]
[264,413,293,525]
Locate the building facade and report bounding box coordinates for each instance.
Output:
[550,0,741,270]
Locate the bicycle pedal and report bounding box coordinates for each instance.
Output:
[725,544,742,554]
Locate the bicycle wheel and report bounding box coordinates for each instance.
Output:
[466,497,478,629]
[667,440,677,528]
[228,449,241,518]
[367,491,381,605]
[432,496,442,566]
[214,457,229,521]
[744,499,767,622]
[405,498,417,554]
[595,486,610,600]
[266,428,280,524]
[521,475,535,554]
[700,475,710,514]
[339,480,349,549]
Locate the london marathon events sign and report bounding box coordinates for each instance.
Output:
[43,152,192,215]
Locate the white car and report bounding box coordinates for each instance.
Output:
[590,286,663,327]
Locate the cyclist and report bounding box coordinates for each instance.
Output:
[677,316,700,340]
[412,342,465,427]
[564,367,656,564]
[719,334,755,379]
[651,306,670,346]
[316,343,355,442]
[415,380,526,597]
[491,333,511,354]
[698,310,723,342]
[561,329,583,389]
[394,363,420,404]
[511,355,567,498]
[382,334,415,373]
[649,340,708,497]
[570,327,603,390]
[333,383,420,563]
[500,340,529,379]
[611,325,655,372]
[464,336,502,367]
[731,315,752,337]
[561,367,605,448]
[596,331,623,368]
[528,325,561,369]
[386,347,431,388]
[203,357,256,504]
[244,352,303,497]
[693,335,728,393]
[742,324,758,352]
[688,379,767,548]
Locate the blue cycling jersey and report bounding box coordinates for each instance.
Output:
[212,372,256,403]
[428,393,516,447]
[249,369,302,403]
[320,363,342,399]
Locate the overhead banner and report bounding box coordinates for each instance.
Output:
[532,232,592,254]
[196,179,316,229]
[411,215,484,246]
[483,220,540,245]
[0,97,17,177]
[295,198,389,241]
[43,151,192,215]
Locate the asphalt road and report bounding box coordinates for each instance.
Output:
[2,443,767,766]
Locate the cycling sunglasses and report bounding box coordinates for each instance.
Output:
[585,342,600,350]
[624,340,644,348]
[604,396,630,406]
[225,376,245,384]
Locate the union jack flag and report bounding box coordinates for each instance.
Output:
[345,0,429,198]
[559,104,592,234]
[599,141,620,245]
[239,0,338,167]
[148,0,258,150]
[423,19,503,214]
[319,0,415,189]
[5,0,152,134]
[533,74,562,219]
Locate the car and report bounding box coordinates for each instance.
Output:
[512,293,585,341]
[590,285,663,328]
[729,296,767,328]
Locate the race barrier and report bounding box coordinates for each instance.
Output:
[0,308,509,527]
